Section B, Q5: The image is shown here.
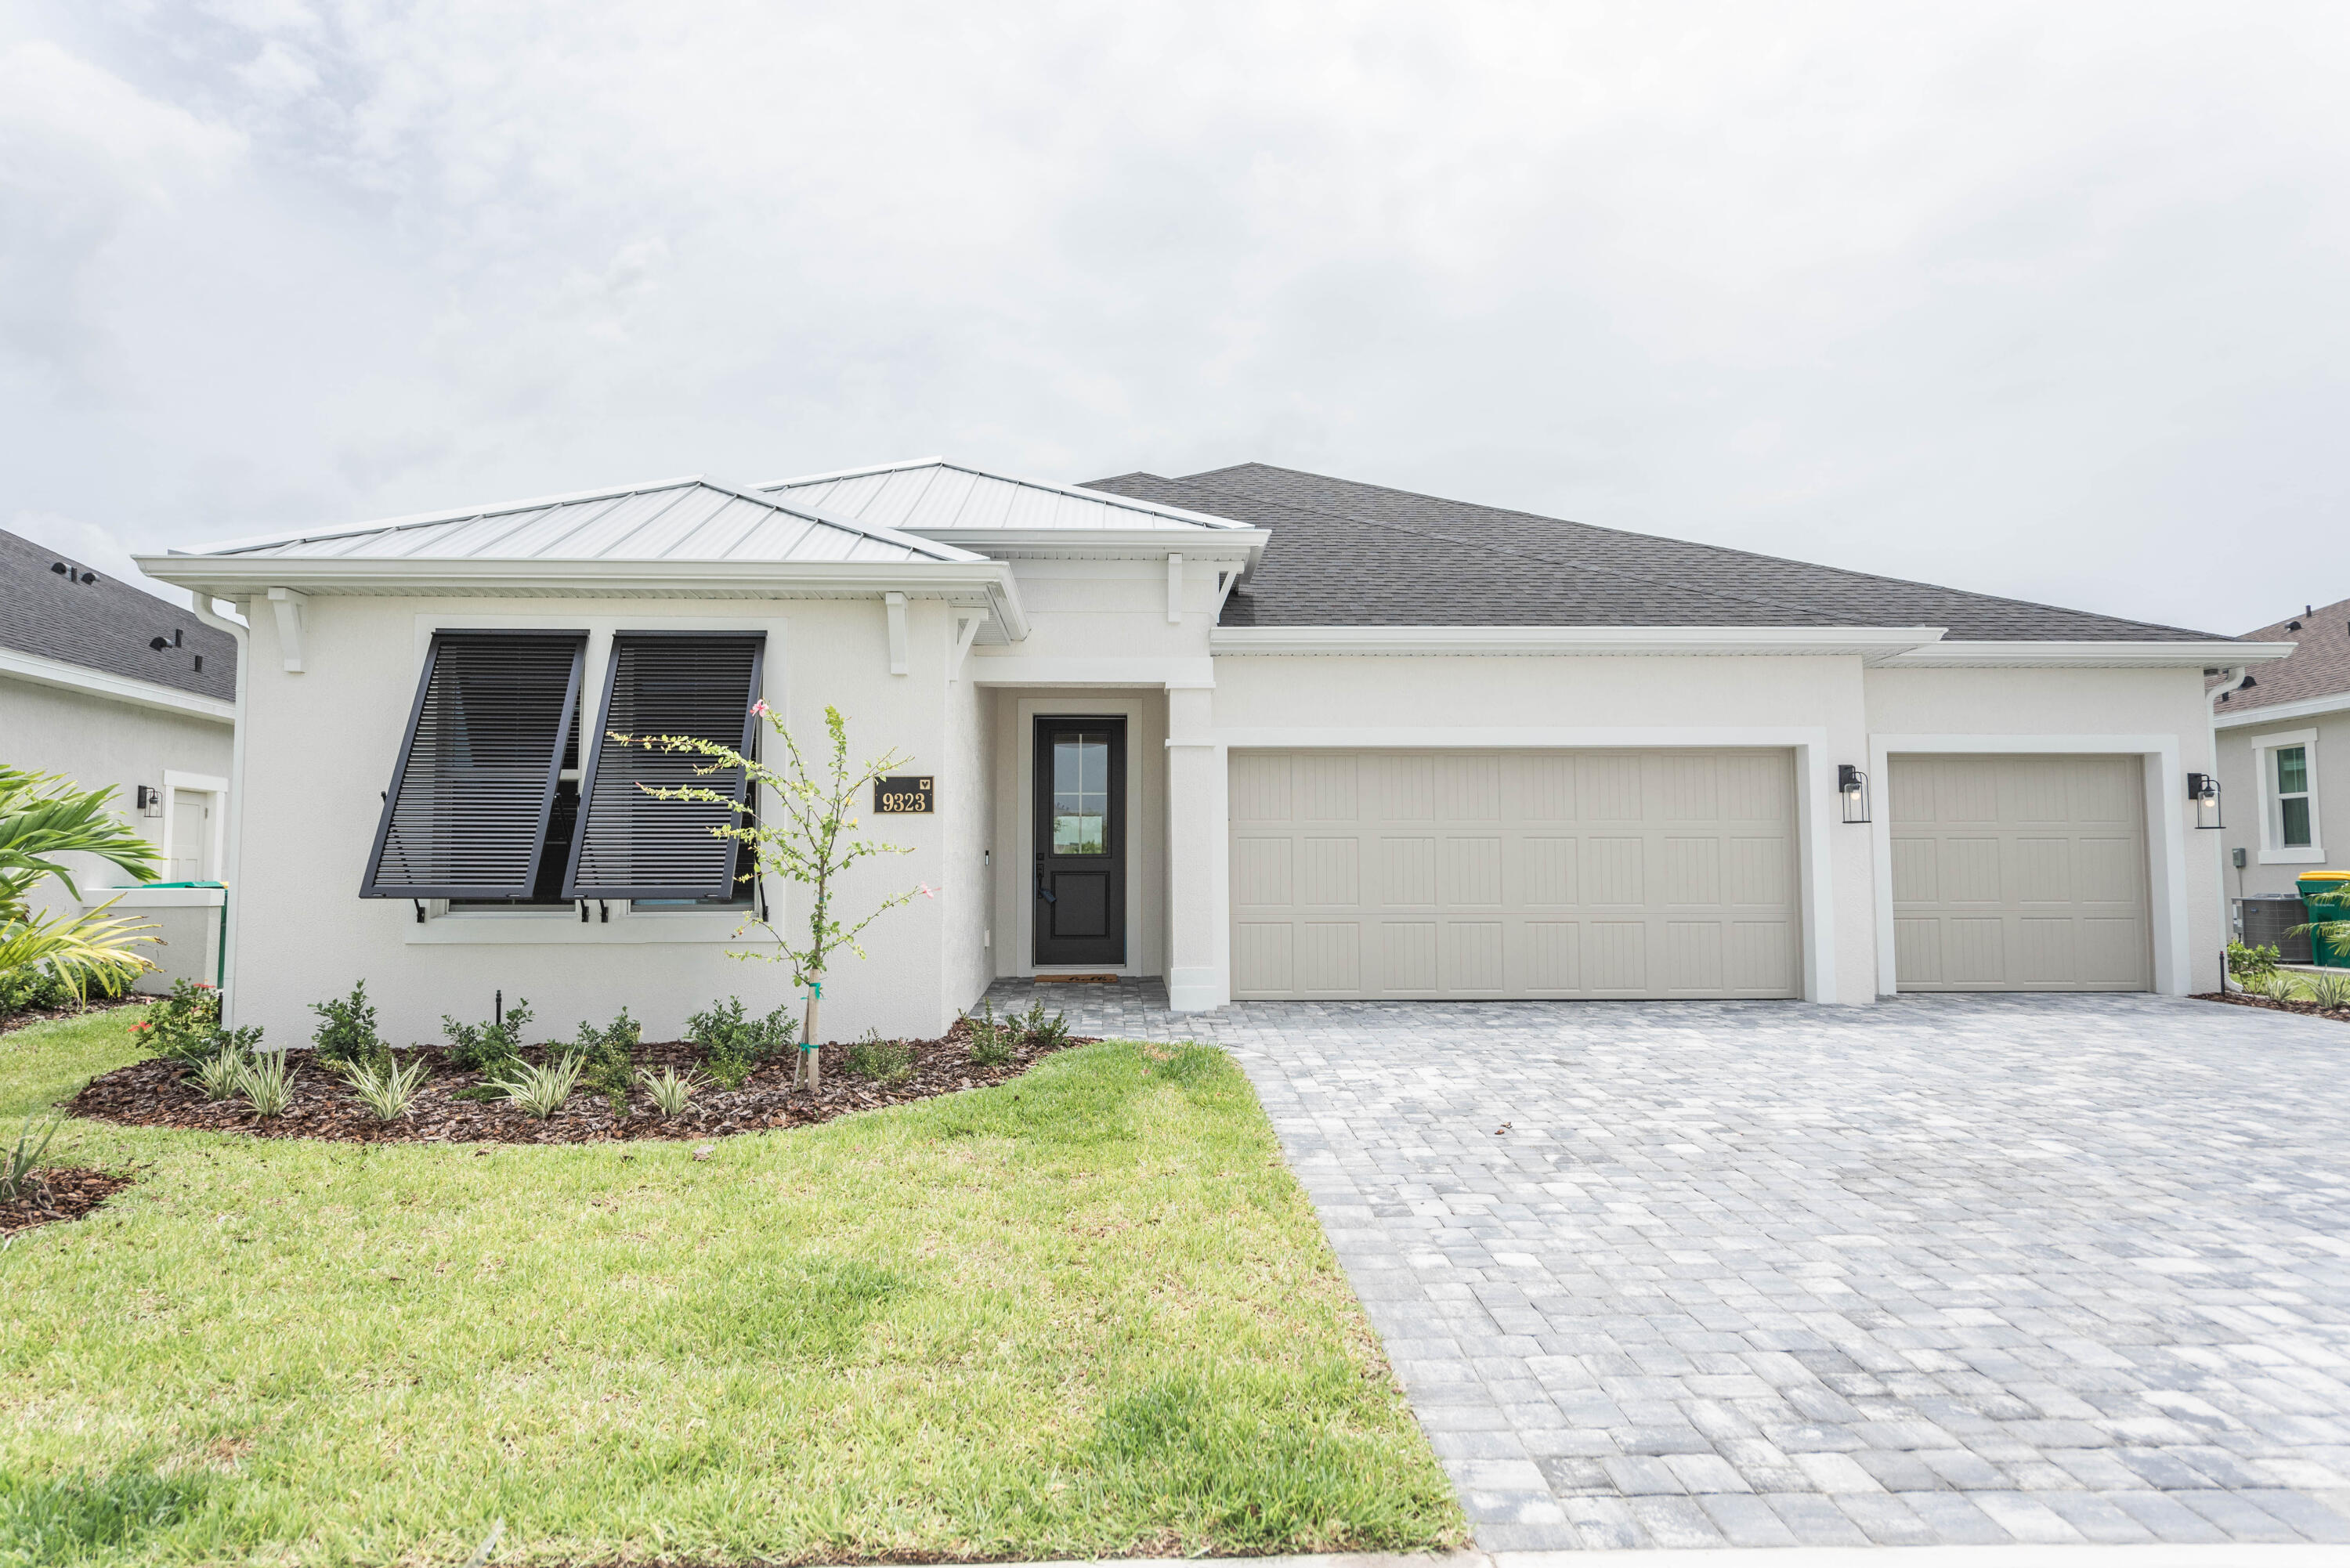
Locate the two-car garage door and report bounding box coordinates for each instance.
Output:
[1229,749,1802,999]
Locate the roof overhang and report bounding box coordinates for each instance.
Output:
[0,645,234,722]
[904,526,1267,566]
[1209,625,1956,660]
[132,555,1032,643]
[2214,688,2350,729]
[1877,639,2297,669]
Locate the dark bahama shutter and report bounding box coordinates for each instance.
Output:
[360,632,587,898]
[562,633,765,899]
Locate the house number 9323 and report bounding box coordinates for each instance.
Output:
[873,776,935,814]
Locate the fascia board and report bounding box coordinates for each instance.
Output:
[904,527,1268,560]
[1882,639,2298,669]
[172,477,715,557]
[1208,625,1953,659]
[0,645,235,722]
[2214,689,2350,729]
[133,554,1020,601]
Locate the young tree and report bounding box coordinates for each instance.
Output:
[0,766,161,997]
[616,703,924,1091]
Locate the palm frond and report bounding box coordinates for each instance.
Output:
[0,898,159,995]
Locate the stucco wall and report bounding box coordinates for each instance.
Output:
[2214,709,2350,905]
[226,593,972,1050]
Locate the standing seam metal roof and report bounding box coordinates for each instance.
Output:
[759,458,1254,534]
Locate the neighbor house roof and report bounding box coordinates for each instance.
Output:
[758,457,1256,534]
[0,526,236,703]
[178,476,986,566]
[2212,597,2350,724]
[1081,462,2230,642]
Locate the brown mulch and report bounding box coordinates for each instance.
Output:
[0,995,144,1036]
[1,1166,137,1234]
[65,1023,1091,1145]
[2193,990,2350,1023]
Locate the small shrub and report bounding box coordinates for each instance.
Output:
[2,1111,63,1201]
[138,979,224,1063]
[339,1053,428,1122]
[233,1051,298,1118]
[569,1008,642,1115]
[189,1042,249,1101]
[685,997,797,1089]
[443,997,533,1073]
[638,1064,702,1116]
[2227,940,2282,986]
[964,1002,1014,1068]
[844,1031,915,1085]
[2251,970,2305,1005]
[492,1056,581,1118]
[0,963,82,1016]
[2308,970,2350,1010]
[1018,1000,1070,1050]
[309,981,388,1071]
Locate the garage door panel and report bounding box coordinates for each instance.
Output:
[1230,747,1799,1000]
[1891,754,2149,993]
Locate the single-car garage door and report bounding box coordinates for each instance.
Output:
[1889,753,2152,992]
[1229,749,1802,999]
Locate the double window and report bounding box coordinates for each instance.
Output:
[361,630,765,904]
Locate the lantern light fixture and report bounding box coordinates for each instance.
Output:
[2188,771,2223,830]
[1838,764,1871,825]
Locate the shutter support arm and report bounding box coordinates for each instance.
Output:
[885,592,909,676]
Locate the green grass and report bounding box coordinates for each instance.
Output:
[0,1006,1462,1567]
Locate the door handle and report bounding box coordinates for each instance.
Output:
[1035,867,1056,905]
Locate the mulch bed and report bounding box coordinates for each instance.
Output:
[0,995,144,1037]
[2,1166,137,1235]
[66,1022,1090,1145]
[2193,990,2350,1023]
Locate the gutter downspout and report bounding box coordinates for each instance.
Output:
[190,592,251,1027]
[2208,666,2252,981]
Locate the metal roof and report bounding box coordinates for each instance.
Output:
[177,478,986,567]
[757,458,1254,533]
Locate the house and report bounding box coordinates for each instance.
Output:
[135,461,2284,1047]
[2,526,239,991]
[2212,597,2350,923]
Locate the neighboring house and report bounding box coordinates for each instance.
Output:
[2,526,239,991]
[137,461,2283,1047]
[2213,597,2350,919]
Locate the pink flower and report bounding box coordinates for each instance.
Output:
[917,883,936,899]
[750,699,772,717]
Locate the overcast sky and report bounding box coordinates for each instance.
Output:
[4,2,2345,634]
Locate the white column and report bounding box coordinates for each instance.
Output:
[1163,682,1227,1010]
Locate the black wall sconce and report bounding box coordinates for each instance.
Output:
[1838,764,1871,824]
[2188,771,2223,830]
[135,784,163,818]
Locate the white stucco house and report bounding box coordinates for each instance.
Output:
[2212,596,2350,947]
[3,526,238,991]
[136,461,2286,1048]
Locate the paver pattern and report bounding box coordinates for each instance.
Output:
[985,981,2350,1549]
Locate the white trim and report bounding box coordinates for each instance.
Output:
[970,655,1214,688]
[2214,688,2350,728]
[161,769,228,883]
[2250,727,2324,865]
[190,594,251,1024]
[1868,735,2189,998]
[407,906,754,945]
[1211,625,1951,659]
[884,528,1267,565]
[0,644,235,722]
[1166,554,1184,624]
[1880,638,2294,669]
[1208,723,1841,1005]
[884,592,909,676]
[754,455,1261,531]
[81,883,224,909]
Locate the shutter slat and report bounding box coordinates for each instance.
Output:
[360,633,585,898]
[563,634,764,899]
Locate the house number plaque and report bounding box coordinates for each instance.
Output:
[873,776,935,814]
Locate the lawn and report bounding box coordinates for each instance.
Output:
[1,1006,1462,1567]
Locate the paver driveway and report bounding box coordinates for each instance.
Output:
[985,981,2350,1550]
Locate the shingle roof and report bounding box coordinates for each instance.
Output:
[0,527,236,701]
[181,477,985,567]
[2212,597,2350,715]
[757,458,1253,533]
[1079,462,2227,641]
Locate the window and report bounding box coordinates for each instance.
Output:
[2256,728,2324,864]
[1051,731,1111,854]
[2278,746,2312,847]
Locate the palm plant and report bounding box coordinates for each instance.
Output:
[0,767,162,997]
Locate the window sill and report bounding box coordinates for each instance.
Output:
[405,909,759,945]
[2258,847,2327,865]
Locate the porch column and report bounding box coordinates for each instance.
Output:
[1164,682,1227,1011]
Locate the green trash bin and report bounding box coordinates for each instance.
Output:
[2297,871,2350,968]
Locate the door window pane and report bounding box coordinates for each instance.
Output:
[2278,746,2308,796]
[1052,735,1109,854]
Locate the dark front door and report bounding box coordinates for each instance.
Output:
[1033,717,1126,966]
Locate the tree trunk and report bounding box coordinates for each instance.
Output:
[799,983,822,1092]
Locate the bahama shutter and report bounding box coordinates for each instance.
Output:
[562,633,765,900]
[360,631,587,898]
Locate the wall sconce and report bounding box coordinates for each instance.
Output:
[2188,771,2223,830]
[136,785,163,818]
[1838,764,1871,825]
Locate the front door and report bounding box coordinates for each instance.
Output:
[1033,717,1126,966]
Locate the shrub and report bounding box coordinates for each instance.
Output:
[844,1031,915,1085]
[309,981,388,1071]
[568,1008,641,1116]
[442,998,533,1074]
[139,979,225,1063]
[189,1042,250,1101]
[685,997,797,1089]
[2227,940,2282,987]
[492,1056,581,1118]
[2252,970,2305,1005]
[964,1002,1014,1068]
[0,962,107,1015]
[638,1064,702,1115]
[1018,1000,1070,1050]
[338,1053,429,1122]
[2,1111,63,1201]
[2308,970,2350,1011]
[233,1051,298,1118]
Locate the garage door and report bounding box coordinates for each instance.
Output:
[1889,753,2151,992]
[1229,749,1802,999]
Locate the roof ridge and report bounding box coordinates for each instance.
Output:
[760,457,1254,531]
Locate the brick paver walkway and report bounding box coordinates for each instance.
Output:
[984,981,2350,1549]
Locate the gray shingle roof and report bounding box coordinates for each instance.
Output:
[1080,463,2227,641]
[1,527,237,701]
[2212,597,2350,715]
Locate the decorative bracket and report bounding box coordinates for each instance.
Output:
[950,609,989,682]
[1166,554,1184,624]
[885,592,909,676]
[266,587,309,673]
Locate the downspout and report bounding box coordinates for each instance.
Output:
[190,592,251,1027]
[2208,666,2251,978]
